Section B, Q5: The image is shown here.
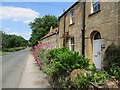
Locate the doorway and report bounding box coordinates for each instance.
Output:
[93,32,101,69]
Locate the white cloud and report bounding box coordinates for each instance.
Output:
[23,32,32,35]
[2,28,31,35]
[2,28,11,33]
[9,32,20,35]
[0,6,39,23]
[8,32,32,36]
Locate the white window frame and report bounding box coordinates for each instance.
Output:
[70,10,74,24]
[70,37,74,52]
[92,0,100,13]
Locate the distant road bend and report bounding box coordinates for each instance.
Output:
[2,48,29,88]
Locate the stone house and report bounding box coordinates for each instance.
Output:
[58,1,120,69]
[40,27,59,49]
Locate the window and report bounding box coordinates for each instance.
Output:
[70,38,74,51]
[92,0,100,12]
[70,10,74,24]
[94,32,101,40]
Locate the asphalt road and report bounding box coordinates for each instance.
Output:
[2,48,29,88]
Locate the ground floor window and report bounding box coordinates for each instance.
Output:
[70,37,74,52]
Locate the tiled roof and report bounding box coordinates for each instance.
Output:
[41,27,59,40]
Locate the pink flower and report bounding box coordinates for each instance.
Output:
[48,60,51,62]
[40,64,44,67]
[69,34,73,37]
[36,57,40,59]
[64,32,67,34]
[36,60,41,65]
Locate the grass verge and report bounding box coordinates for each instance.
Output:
[0,51,11,56]
[0,47,26,56]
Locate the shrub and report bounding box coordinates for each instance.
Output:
[91,70,110,83]
[71,72,91,88]
[14,47,26,51]
[2,47,26,52]
[110,66,120,81]
[47,47,70,60]
[32,46,115,89]
[41,47,90,88]
[4,48,15,52]
[64,68,110,89]
[29,47,33,51]
[32,43,51,69]
[103,43,120,70]
[46,47,90,75]
[103,43,120,80]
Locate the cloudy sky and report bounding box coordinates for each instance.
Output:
[0,1,76,40]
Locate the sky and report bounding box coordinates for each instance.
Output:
[0,1,76,40]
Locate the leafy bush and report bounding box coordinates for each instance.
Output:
[45,47,90,75]
[91,70,110,83]
[14,47,26,51]
[103,43,120,69]
[3,48,15,52]
[71,72,91,88]
[64,68,110,89]
[88,64,110,83]
[103,43,120,80]
[2,47,26,52]
[40,47,90,88]
[110,66,120,81]
[29,47,33,51]
[32,43,51,69]
[32,46,115,89]
[47,47,70,60]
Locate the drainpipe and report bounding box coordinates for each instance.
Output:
[81,1,86,57]
[63,14,66,47]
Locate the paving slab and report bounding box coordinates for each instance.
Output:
[19,52,51,88]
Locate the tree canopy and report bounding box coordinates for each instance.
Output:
[1,31,28,49]
[29,15,59,47]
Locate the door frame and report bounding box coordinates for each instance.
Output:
[92,32,102,69]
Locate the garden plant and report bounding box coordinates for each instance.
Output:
[32,43,120,89]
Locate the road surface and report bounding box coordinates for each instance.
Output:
[2,48,29,88]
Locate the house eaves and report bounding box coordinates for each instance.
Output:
[58,2,79,20]
[40,27,59,40]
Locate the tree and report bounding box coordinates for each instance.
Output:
[1,31,28,49]
[1,31,10,48]
[29,15,59,47]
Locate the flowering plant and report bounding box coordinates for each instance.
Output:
[62,32,73,40]
[61,32,74,46]
[31,43,51,69]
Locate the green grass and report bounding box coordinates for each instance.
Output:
[29,47,33,51]
[0,51,12,56]
[0,47,26,56]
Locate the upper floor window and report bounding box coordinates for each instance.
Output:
[70,10,74,24]
[70,37,74,52]
[92,0,100,12]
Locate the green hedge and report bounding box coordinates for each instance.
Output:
[34,47,117,89]
[2,47,26,52]
[44,48,90,75]
[103,43,120,80]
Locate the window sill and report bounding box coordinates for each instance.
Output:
[88,9,101,17]
[69,23,75,26]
